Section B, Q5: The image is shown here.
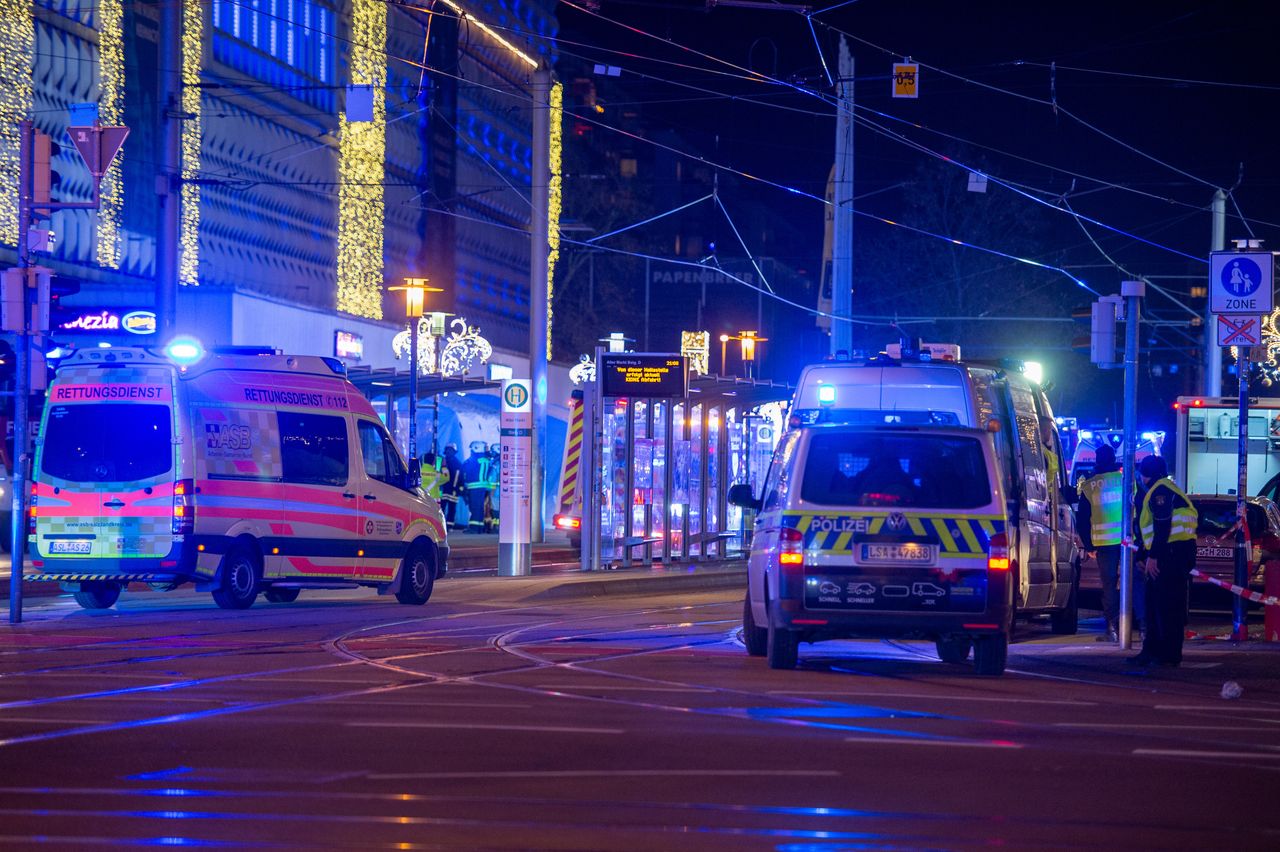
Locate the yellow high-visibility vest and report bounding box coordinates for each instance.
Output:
[1139,477,1197,549]
[1079,470,1123,546]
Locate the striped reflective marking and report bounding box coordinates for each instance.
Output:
[782,511,1003,558]
[557,398,584,512]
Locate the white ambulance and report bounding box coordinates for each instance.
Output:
[28,346,448,610]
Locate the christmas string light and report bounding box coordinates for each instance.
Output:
[179,0,204,285]
[96,0,125,269]
[0,0,34,247]
[546,80,562,360]
[336,0,387,319]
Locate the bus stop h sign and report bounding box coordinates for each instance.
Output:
[1210,251,1274,314]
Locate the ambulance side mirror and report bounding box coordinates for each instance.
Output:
[728,483,760,511]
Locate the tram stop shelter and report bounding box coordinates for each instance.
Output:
[579,366,793,570]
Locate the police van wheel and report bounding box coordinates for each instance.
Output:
[1049,572,1080,635]
[264,587,300,603]
[395,547,435,605]
[935,636,972,664]
[73,581,121,610]
[742,595,767,657]
[213,546,260,610]
[767,623,799,670]
[973,634,1008,676]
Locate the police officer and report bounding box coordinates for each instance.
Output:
[1076,444,1123,643]
[435,443,463,529]
[1129,455,1197,667]
[461,440,494,534]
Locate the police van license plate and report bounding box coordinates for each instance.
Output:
[50,540,92,554]
[1197,546,1233,559]
[859,543,935,564]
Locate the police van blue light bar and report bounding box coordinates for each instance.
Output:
[165,337,205,366]
[817,384,837,406]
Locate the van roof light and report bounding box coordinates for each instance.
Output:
[165,337,205,366]
[817,384,837,405]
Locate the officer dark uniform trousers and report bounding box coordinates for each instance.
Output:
[1133,460,1197,667]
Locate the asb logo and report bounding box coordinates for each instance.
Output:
[503,383,529,409]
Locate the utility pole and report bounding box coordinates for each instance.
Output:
[1118,280,1144,650]
[1205,189,1226,396]
[528,65,551,544]
[9,122,34,624]
[830,38,854,356]
[155,0,183,338]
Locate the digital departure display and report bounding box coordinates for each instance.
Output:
[600,354,687,398]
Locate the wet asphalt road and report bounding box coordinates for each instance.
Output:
[1,579,1278,850]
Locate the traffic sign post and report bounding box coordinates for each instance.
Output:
[1210,246,1274,640]
[1210,250,1274,314]
[1217,315,1263,347]
[498,379,533,576]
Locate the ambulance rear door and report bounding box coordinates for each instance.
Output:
[35,365,179,563]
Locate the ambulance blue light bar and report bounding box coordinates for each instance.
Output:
[165,337,205,366]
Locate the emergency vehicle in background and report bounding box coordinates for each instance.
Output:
[27,346,448,610]
[1068,428,1164,487]
[734,343,1080,675]
[1175,395,1280,499]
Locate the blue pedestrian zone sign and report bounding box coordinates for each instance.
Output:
[1211,251,1274,314]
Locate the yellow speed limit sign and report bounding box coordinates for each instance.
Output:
[892,62,919,99]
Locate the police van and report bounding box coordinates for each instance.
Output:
[731,345,1079,675]
[28,346,448,611]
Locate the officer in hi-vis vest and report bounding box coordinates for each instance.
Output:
[1129,455,1198,667]
[1076,444,1124,643]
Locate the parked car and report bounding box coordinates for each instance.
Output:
[1079,494,1279,599]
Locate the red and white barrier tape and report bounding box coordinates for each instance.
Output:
[1190,568,1280,607]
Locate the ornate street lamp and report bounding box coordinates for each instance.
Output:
[389,276,442,474]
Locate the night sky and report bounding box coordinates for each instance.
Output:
[553,0,1278,428]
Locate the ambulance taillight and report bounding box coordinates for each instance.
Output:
[172,479,195,535]
[27,492,37,537]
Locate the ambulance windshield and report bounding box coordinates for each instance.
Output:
[41,404,173,482]
[802,432,991,509]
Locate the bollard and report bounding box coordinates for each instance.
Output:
[1267,561,1280,642]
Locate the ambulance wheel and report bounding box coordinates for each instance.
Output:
[1049,571,1080,635]
[395,546,435,605]
[264,587,300,603]
[213,546,260,610]
[73,581,121,610]
[742,595,767,657]
[766,622,799,670]
[973,634,1008,676]
[935,636,972,664]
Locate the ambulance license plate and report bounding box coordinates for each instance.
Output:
[860,543,935,564]
[50,540,92,554]
[1197,546,1233,559]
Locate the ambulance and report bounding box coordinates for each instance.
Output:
[732,344,1079,675]
[27,345,448,610]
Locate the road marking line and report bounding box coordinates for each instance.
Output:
[844,736,1023,749]
[1155,705,1280,712]
[0,717,110,725]
[347,721,624,735]
[1056,723,1280,731]
[1133,748,1280,760]
[366,769,841,780]
[534,685,715,693]
[774,691,1095,706]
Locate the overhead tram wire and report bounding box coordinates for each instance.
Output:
[1008,61,1280,93]
[197,0,1210,296]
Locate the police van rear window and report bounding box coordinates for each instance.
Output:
[42,404,172,482]
[801,433,992,509]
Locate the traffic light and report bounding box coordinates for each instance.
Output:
[40,274,81,333]
[1090,295,1122,366]
[32,131,62,207]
